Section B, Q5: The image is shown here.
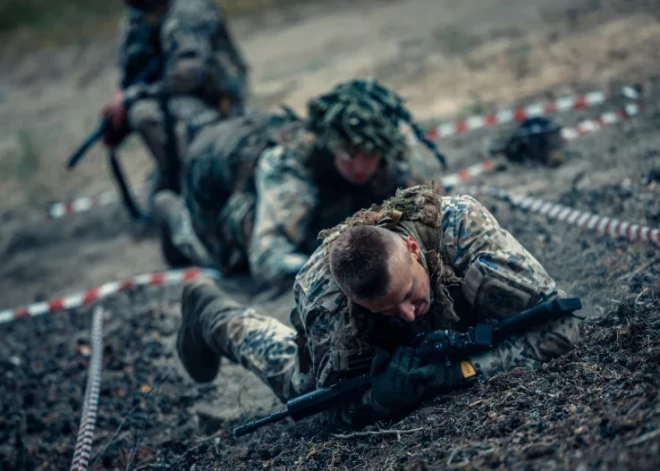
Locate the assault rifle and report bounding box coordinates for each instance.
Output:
[66,57,162,222]
[67,57,162,170]
[233,297,582,437]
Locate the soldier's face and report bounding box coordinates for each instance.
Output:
[355,236,431,323]
[333,152,382,186]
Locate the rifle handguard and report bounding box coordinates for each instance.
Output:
[233,374,371,438]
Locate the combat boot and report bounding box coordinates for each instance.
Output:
[153,190,214,267]
[177,277,224,383]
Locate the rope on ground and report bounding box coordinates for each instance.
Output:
[0,268,220,325]
[70,306,105,471]
[466,186,660,246]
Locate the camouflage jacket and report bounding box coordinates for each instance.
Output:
[184,109,420,286]
[250,141,416,287]
[290,186,581,425]
[117,0,248,110]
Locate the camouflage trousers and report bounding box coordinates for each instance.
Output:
[184,278,315,401]
[154,186,255,272]
[128,96,222,206]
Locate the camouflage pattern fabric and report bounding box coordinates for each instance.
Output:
[181,279,314,402]
[118,0,248,112]
[163,79,442,285]
[177,107,417,286]
[307,78,446,168]
[294,189,580,388]
[247,143,412,286]
[129,96,220,206]
[118,0,248,200]
[181,186,580,428]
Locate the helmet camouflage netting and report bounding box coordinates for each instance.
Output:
[306,78,446,168]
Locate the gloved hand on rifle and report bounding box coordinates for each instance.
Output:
[408,329,479,399]
[102,90,129,147]
[370,346,477,415]
[409,359,475,400]
[370,347,426,414]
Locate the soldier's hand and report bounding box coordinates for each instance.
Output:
[102,91,128,147]
[103,91,127,128]
[370,347,425,414]
[409,359,473,398]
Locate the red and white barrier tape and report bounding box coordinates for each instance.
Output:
[437,103,640,190]
[70,307,104,471]
[0,268,219,325]
[47,190,118,220]
[45,97,639,222]
[426,90,607,140]
[560,103,640,141]
[467,186,660,245]
[440,159,496,189]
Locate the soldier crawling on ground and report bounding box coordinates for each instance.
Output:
[175,184,582,429]
[153,78,447,291]
[101,0,249,209]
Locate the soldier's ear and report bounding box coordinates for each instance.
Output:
[404,236,420,259]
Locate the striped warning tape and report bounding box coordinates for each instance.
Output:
[561,103,640,141]
[47,190,118,220]
[0,268,220,325]
[467,186,660,245]
[70,307,104,471]
[438,103,640,190]
[45,96,640,222]
[440,159,496,190]
[426,90,608,140]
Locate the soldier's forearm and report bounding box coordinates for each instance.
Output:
[123,82,163,108]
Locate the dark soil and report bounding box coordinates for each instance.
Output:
[3,96,660,471]
[2,85,660,471]
[2,290,658,470]
[207,295,660,471]
[2,1,660,470]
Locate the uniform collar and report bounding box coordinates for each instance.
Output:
[375,216,431,276]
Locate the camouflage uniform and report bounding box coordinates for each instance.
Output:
[180,185,581,427]
[167,79,445,287]
[118,0,248,198]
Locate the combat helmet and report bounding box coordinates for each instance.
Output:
[306,78,446,169]
[489,116,565,167]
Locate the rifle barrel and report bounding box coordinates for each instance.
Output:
[233,409,291,437]
[494,297,581,339]
[67,119,108,169]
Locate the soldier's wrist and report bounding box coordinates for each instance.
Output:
[122,89,137,109]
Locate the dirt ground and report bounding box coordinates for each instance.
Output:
[1,0,660,469]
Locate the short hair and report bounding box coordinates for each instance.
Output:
[329,226,404,300]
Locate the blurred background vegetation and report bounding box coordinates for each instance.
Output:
[0,0,306,47]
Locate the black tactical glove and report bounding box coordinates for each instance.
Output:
[370,347,426,414]
[409,359,477,399]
